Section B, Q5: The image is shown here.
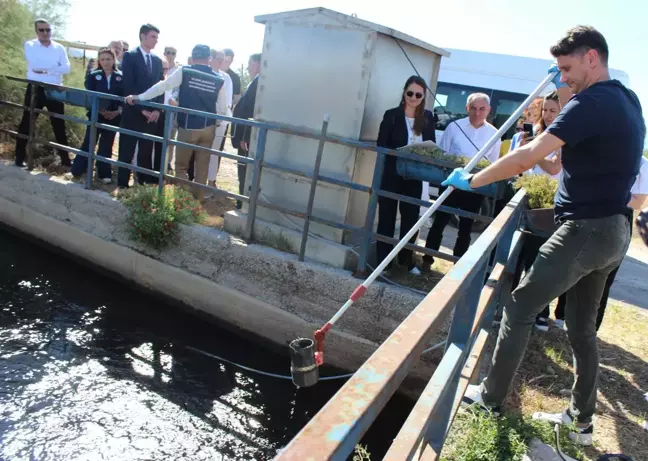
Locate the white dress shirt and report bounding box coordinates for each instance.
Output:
[136,66,227,120]
[24,39,70,85]
[439,117,501,163]
[219,70,233,117]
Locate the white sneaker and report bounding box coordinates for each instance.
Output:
[532,410,593,446]
[409,267,422,276]
[461,384,501,415]
[101,178,112,185]
[535,317,550,332]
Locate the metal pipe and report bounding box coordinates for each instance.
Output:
[244,128,267,241]
[299,115,330,261]
[157,109,172,194]
[26,83,37,170]
[356,152,385,274]
[84,96,99,189]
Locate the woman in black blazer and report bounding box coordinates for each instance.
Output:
[376,75,436,274]
[71,48,124,183]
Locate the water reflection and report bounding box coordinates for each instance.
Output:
[0,229,411,460]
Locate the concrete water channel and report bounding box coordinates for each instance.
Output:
[0,227,414,460]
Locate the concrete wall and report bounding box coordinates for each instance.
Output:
[0,162,451,391]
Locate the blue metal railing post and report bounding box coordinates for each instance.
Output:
[299,115,330,261]
[157,110,172,194]
[427,262,488,451]
[244,127,267,241]
[355,151,385,275]
[26,83,38,171]
[84,95,99,189]
[494,207,518,266]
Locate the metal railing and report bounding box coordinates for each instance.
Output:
[0,75,494,267]
[276,189,527,460]
[0,76,531,458]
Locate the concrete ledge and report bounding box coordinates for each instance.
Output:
[0,162,451,391]
[224,209,357,269]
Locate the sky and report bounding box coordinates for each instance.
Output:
[65,0,647,124]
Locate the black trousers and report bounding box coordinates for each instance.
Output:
[517,230,623,332]
[117,114,160,188]
[70,116,120,179]
[424,187,483,263]
[236,148,248,209]
[376,173,422,270]
[15,84,70,166]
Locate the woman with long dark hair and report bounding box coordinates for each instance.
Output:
[376,75,436,274]
[71,48,124,183]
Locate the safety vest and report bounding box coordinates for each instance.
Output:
[177,64,224,130]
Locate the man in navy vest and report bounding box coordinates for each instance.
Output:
[126,44,226,201]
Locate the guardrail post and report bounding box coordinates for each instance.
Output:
[243,127,267,241]
[494,209,517,266]
[355,151,385,275]
[157,109,172,194]
[26,83,37,171]
[299,115,330,261]
[84,95,99,189]
[427,262,487,451]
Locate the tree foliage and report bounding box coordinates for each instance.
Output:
[21,0,71,37]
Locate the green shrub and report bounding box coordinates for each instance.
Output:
[513,174,558,209]
[402,144,492,170]
[119,185,207,250]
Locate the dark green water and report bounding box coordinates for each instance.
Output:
[0,228,412,460]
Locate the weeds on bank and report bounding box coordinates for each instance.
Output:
[441,407,586,461]
[119,185,206,250]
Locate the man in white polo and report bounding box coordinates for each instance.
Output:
[421,93,501,270]
[15,19,71,168]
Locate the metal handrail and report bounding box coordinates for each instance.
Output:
[0,75,497,267]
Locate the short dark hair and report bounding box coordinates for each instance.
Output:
[139,24,160,41]
[34,19,49,28]
[550,26,609,66]
[223,48,235,58]
[250,53,262,63]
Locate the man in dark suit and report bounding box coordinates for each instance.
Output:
[116,24,164,188]
[231,53,261,209]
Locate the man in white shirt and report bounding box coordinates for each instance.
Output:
[422,93,502,269]
[207,49,233,186]
[15,19,71,168]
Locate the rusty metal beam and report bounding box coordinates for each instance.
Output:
[274,190,526,461]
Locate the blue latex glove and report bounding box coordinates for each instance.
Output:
[548,64,567,89]
[441,168,473,191]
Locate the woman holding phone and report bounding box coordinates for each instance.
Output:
[70,48,124,183]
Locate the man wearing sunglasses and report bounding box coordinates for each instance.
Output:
[15,19,71,168]
[164,47,180,75]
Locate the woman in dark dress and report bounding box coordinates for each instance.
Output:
[376,75,436,274]
[71,47,124,183]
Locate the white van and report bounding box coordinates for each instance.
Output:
[434,48,630,149]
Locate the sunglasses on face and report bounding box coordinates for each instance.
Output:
[165,51,176,56]
[38,28,51,33]
[406,91,423,99]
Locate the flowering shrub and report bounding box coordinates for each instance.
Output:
[119,185,206,250]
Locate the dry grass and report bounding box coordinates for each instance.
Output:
[509,303,648,460]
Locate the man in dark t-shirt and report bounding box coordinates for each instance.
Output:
[444,26,645,446]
